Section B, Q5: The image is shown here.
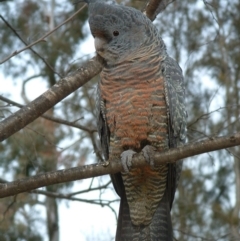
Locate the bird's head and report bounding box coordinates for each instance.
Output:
[87,1,155,65]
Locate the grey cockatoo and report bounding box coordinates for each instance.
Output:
[86,1,187,240]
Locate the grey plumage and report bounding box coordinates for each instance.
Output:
[88,1,187,240]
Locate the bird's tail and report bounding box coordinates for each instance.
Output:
[115,190,173,241]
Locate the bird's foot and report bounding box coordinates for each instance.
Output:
[142,145,156,167]
[120,150,136,172]
[101,160,110,167]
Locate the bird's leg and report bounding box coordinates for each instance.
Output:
[120,150,136,172]
[142,145,156,167]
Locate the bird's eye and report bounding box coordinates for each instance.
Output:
[113,31,119,36]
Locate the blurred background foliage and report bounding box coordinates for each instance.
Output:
[0,0,239,240]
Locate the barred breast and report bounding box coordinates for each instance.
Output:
[100,52,169,226]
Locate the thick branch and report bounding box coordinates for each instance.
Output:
[0,56,103,141]
[0,132,239,198]
[144,0,175,21]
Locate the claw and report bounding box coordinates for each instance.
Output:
[120,150,136,172]
[101,160,110,167]
[142,145,156,167]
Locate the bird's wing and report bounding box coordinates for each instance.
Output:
[162,55,187,208]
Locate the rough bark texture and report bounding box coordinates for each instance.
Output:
[0,132,239,198]
[144,0,175,21]
[0,56,104,142]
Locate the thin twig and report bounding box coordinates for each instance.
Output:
[187,105,240,128]
[31,189,118,204]
[0,4,86,65]
[68,180,112,197]
[0,16,60,76]
[0,95,97,133]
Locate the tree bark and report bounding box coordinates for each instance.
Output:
[0,56,104,142]
[0,132,239,198]
[144,0,175,21]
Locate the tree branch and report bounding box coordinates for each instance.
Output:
[31,189,118,205]
[0,4,87,65]
[144,0,175,21]
[0,132,239,198]
[0,95,97,133]
[0,16,60,77]
[0,56,104,141]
